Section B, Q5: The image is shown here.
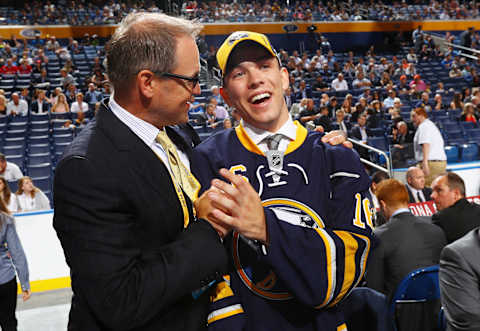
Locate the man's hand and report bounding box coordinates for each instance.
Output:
[422,160,430,177]
[208,168,267,244]
[22,289,31,302]
[194,187,232,238]
[321,130,353,148]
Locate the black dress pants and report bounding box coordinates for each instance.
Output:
[0,277,18,331]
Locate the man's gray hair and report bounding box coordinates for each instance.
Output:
[106,12,203,89]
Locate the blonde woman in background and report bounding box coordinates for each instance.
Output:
[51,93,70,113]
[0,94,7,116]
[0,197,30,330]
[15,177,50,211]
[0,178,18,213]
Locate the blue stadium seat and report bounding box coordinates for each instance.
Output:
[28,144,51,154]
[32,176,52,193]
[28,135,50,145]
[30,114,49,122]
[6,130,26,139]
[459,143,479,162]
[5,154,25,170]
[29,128,50,137]
[4,137,26,147]
[2,145,25,156]
[27,152,52,166]
[389,265,440,331]
[7,180,18,194]
[54,142,71,155]
[446,130,464,142]
[53,134,73,144]
[460,121,477,131]
[466,128,480,141]
[9,115,28,123]
[444,145,459,163]
[367,136,388,151]
[26,163,52,178]
[367,128,386,137]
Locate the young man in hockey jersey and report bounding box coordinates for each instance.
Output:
[192,31,374,331]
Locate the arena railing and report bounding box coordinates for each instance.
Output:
[348,138,392,176]
[425,32,479,61]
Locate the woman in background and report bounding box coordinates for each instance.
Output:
[51,93,70,114]
[0,198,30,330]
[15,177,50,212]
[0,178,18,213]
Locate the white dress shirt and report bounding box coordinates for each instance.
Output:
[109,96,190,173]
[407,184,426,202]
[242,115,297,153]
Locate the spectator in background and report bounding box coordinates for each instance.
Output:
[334,108,348,133]
[460,27,475,48]
[51,93,70,113]
[0,95,7,116]
[431,173,480,244]
[15,176,50,212]
[331,73,349,91]
[0,153,23,182]
[416,92,434,112]
[30,89,51,114]
[411,107,446,187]
[460,102,478,124]
[60,68,74,90]
[450,92,464,110]
[17,59,32,75]
[0,177,18,213]
[33,68,50,90]
[366,178,446,299]
[210,85,224,105]
[350,112,370,160]
[84,83,103,111]
[1,59,18,75]
[433,93,447,111]
[298,98,319,125]
[90,68,107,88]
[222,117,232,129]
[0,198,31,331]
[209,97,228,120]
[6,93,28,117]
[70,92,89,114]
[313,105,332,132]
[409,74,426,93]
[65,84,78,105]
[405,167,432,203]
[383,90,397,109]
[439,227,480,331]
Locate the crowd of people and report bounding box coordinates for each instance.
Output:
[2,0,480,26]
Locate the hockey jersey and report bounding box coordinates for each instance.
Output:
[191,122,374,331]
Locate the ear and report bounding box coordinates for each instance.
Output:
[137,70,156,99]
[280,67,289,92]
[220,87,232,107]
[379,200,387,212]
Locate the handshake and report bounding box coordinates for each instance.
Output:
[194,168,268,243]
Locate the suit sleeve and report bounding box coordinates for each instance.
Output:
[53,156,228,330]
[260,145,374,308]
[440,244,480,331]
[365,230,386,294]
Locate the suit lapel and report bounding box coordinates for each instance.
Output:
[96,103,181,208]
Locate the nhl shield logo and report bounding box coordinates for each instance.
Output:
[271,154,281,168]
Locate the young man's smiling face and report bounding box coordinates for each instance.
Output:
[221,41,289,133]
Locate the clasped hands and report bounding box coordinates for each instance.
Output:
[193,130,350,243]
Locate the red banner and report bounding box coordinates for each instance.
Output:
[408,195,480,216]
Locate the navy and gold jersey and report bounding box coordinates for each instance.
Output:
[192,122,374,331]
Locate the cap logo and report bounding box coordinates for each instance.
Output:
[228,32,250,45]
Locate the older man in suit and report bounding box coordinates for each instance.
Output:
[431,172,480,244]
[405,167,432,203]
[439,227,480,331]
[366,179,446,300]
[53,12,229,331]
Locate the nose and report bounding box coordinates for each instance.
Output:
[247,68,264,89]
[192,81,201,96]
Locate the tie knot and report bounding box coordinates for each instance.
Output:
[156,130,173,149]
[265,134,283,151]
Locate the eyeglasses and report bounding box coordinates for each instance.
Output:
[159,72,200,90]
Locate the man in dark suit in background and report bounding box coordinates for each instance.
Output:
[366,179,446,299]
[439,227,480,331]
[405,167,432,203]
[53,12,228,331]
[350,112,370,161]
[431,172,480,244]
[30,89,51,114]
